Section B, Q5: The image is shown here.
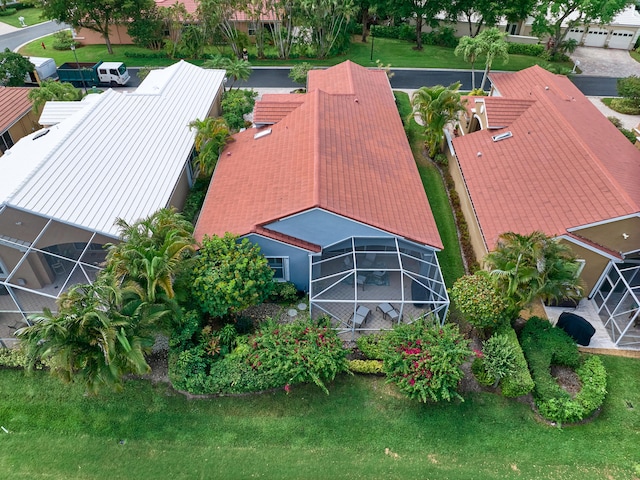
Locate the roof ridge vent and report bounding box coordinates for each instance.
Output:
[254,128,272,140]
[491,131,512,142]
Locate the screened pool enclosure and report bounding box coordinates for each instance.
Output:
[593,259,640,348]
[309,237,449,334]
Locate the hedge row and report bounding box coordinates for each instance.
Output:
[348,359,384,374]
[520,317,607,425]
[495,324,534,397]
[507,43,545,56]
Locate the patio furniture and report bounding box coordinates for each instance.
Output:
[356,274,367,291]
[557,312,595,346]
[361,252,376,268]
[351,305,371,327]
[377,302,400,322]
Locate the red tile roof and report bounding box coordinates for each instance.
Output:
[195,61,443,250]
[253,94,304,125]
[453,65,640,250]
[155,0,198,14]
[481,97,535,129]
[0,87,32,133]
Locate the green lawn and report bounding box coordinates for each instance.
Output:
[18,35,573,72]
[0,354,639,479]
[394,91,465,286]
[0,8,45,28]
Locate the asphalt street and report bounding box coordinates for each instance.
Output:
[0,20,67,52]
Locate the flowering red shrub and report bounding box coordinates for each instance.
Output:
[382,319,471,402]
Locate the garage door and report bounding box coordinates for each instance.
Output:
[565,27,584,43]
[584,27,608,47]
[608,29,635,49]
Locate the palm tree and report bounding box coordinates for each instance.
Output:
[188,117,231,176]
[16,274,150,394]
[203,56,252,91]
[477,27,509,91]
[411,83,466,157]
[107,208,196,303]
[454,36,486,91]
[485,231,584,314]
[27,79,83,114]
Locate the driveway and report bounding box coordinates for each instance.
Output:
[570,46,640,77]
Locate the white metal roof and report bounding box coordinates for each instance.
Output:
[1,61,225,237]
[38,93,101,126]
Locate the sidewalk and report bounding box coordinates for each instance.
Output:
[0,21,19,35]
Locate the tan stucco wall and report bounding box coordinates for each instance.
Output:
[447,151,489,264]
[169,166,191,212]
[572,216,640,257]
[1,110,40,158]
[558,239,611,295]
[75,25,134,46]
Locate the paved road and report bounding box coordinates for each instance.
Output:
[0,20,67,52]
[237,67,620,97]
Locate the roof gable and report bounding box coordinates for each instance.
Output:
[0,87,32,133]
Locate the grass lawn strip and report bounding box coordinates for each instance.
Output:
[0,8,44,29]
[18,35,574,71]
[0,355,639,479]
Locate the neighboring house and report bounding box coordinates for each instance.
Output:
[448,65,640,347]
[194,61,450,334]
[0,87,40,156]
[0,61,225,346]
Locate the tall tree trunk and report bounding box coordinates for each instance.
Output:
[470,61,476,90]
[480,64,490,92]
[415,16,423,50]
[103,32,113,55]
[361,8,369,42]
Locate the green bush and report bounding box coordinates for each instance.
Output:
[248,319,349,394]
[356,332,387,360]
[521,317,607,425]
[450,271,510,332]
[422,27,458,48]
[507,43,544,56]
[124,51,170,59]
[52,30,76,51]
[348,359,384,375]
[267,281,299,304]
[0,8,17,16]
[221,89,257,131]
[471,356,495,387]
[482,333,517,384]
[0,346,47,369]
[619,127,637,143]
[181,176,210,223]
[610,97,640,115]
[497,325,534,398]
[382,318,471,403]
[205,356,285,394]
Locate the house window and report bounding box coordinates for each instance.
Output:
[0,131,14,153]
[267,257,289,281]
[248,22,257,36]
[505,23,520,35]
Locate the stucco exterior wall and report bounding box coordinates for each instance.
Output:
[571,216,640,257]
[447,152,489,264]
[75,25,134,46]
[1,110,39,157]
[558,239,612,296]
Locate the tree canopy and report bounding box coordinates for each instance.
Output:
[0,49,33,87]
[191,234,275,319]
[27,80,83,114]
[40,0,154,54]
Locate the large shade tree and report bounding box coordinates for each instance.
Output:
[397,0,448,50]
[446,0,534,37]
[0,50,33,87]
[299,0,357,58]
[411,82,466,157]
[40,0,154,54]
[531,0,631,56]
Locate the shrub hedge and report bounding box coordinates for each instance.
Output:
[507,43,545,56]
[356,332,387,360]
[497,324,535,398]
[348,359,384,375]
[520,317,607,425]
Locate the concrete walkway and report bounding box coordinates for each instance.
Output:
[588,96,640,129]
[0,21,19,36]
[545,299,618,350]
[571,46,640,77]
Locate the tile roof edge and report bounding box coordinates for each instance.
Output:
[253,226,321,252]
[312,89,321,206]
[562,232,624,260]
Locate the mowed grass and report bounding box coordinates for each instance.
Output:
[0,354,639,479]
[19,35,573,71]
[394,91,465,286]
[0,8,45,29]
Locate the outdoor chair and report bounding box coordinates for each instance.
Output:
[377,302,400,322]
[361,252,377,268]
[351,305,371,327]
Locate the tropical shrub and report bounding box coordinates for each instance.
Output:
[248,319,349,394]
[382,318,471,403]
[450,271,510,331]
[348,359,384,375]
[520,317,607,425]
[267,281,299,304]
[191,234,274,318]
[181,176,210,223]
[610,97,640,115]
[497,325,534,398]
[356,332,387,360]
[471,356,495,387]
[221,89,257,131]
[52,30,76,50]
[617,75,640,109]
[481,333,517,386]
[0,346,47,370]
[0,8,17,16]
[288,62,313,86]
[507,43,545,56]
